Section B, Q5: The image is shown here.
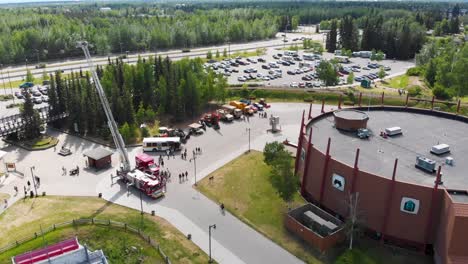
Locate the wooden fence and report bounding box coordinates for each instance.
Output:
[0,218,171,264]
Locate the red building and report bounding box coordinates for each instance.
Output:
[292,106,468,264]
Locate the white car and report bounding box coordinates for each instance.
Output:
[237,76,247,82]
[262,76,270,81]
[41,95,49,102]
[290,82,298,88]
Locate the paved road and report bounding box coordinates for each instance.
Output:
[0,32,322,83]
[0,102,334,264]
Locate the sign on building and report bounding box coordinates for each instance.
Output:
[332,174,345,191]
[400,197,420,214]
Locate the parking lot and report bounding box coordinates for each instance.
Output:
[210,46,415,88]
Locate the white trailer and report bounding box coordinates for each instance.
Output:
[385,127,402,136]
[431,144,450,155]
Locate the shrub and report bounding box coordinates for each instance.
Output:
[432,86,451,100]
[407,86,422,97]
[406,66,424,76]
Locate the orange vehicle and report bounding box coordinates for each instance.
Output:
[229,101,247,110]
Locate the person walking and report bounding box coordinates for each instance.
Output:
[27,181,31,189]
[161,160,165,167]
[179,174,182,183]
[76,166,80,176]
[185,171,188,180]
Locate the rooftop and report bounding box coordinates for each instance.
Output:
[83,147,113,161]
[333,109,369,121]
[308,109,468,189]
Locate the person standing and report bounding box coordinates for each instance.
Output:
[27,181,31,189]
[185,171,188,180]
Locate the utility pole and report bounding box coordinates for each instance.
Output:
[246,128,251,152]
[30,166,38,197]
[7,70,14,104]
[35,49,40,65]
[189,152,198,186]
[208,224,216,263]
[0,65,5,96]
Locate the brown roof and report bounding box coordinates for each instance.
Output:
[83,147,113,160]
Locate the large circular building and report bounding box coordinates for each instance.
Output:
[293,106,468,264]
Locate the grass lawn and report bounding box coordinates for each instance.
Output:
[0,225,165,264]
[386,75,409,89]
[196,151,325,264]
[196,151,433,264]
[0,196,210,264]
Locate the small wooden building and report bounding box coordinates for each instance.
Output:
[83,148,113,170]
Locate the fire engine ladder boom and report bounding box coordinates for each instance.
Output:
[77,41,131,172]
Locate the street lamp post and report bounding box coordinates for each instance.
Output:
[246,128,251,152]
[7,70,14,104]
[35,49,40,65]
[30,166,38,197]
[119,42,123,55]
[189,153,197,186]
[126,51,130,64]
[208,224,216,263]
[228,42,231,59]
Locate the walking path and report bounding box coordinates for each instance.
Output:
[0,103,333,263]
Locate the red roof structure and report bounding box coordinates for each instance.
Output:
[13,237,79,264]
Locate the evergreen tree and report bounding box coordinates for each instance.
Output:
[326,19,338,52]
[425,59,437,87]
[21,92,42,139]
[339,16,358,51]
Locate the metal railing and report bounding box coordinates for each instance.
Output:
[0,218,171,264]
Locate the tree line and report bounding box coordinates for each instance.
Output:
[324,4,463,60]
[415,38,468,100]
[45,56,226,141]
[1,2,466,65]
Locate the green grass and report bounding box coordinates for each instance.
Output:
[203,48,266,62]
[386,75,409,89]
[0,196,210,264]
[0,225,165,264]
[196,151,324,264]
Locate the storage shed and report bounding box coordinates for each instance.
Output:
[83,148,113,170]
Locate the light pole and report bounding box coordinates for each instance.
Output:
[189,152,197,186]
[126,51,130,64]
[227,41,231,59]
[119,42,123,55]
[0,64,5,96]
[30,166,38,197]
[35,49,40,65]
[246,128,251,152]
[208,224,216,263]
[7,70,14,104]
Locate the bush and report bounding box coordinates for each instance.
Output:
[407,86,422,97]
[432,86,451,100]
[406,66,424,76]
[334,249,374,264]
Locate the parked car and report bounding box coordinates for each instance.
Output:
[258,58,266,63]
[262,64,270,69]
[14,92,24,99]
[287,70,295,75]
[237,76,247,82]
[299,82,306,88]
[41,95,49,102]
[290,82,298,88]
[33,97,42,104]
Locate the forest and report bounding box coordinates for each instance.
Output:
[0,1,466,65]
[45,56,226,141]
[415,38,468,100]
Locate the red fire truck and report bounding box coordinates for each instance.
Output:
[135,153,160,176]
[121,169,165,198]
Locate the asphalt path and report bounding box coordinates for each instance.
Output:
[0,102,335,264]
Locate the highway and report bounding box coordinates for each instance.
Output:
[0,31,325,83]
